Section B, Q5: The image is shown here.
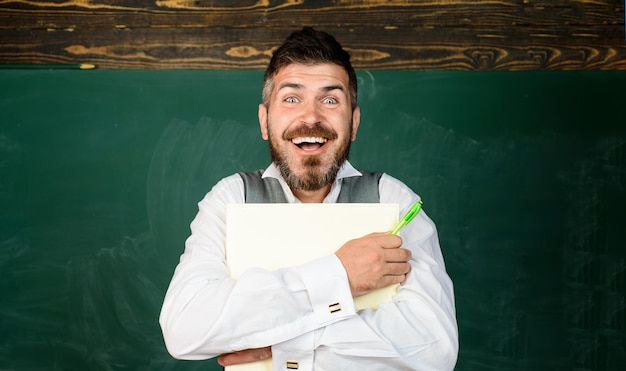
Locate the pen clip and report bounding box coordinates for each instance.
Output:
[391,200,423,235]
[404,200,423,221]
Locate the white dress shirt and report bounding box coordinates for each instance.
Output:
[159,161,458,370]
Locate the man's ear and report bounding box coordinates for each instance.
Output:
[258,104,269,140]
[351,106,361,141]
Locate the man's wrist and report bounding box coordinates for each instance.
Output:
[295,254,356,324]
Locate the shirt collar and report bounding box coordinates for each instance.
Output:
[261,161,362,203]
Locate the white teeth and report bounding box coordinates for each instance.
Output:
[292,137,328,144]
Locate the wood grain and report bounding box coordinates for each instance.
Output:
[0,0,624,70]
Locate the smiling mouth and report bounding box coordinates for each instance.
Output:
[292,137,328,151]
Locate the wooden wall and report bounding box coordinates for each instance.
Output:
[1,1,625,70]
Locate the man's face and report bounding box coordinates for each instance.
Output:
[258,63,361,191]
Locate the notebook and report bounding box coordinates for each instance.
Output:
[225,203,399,371]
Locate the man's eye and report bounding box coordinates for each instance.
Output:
[323,97,338,104]
[285,97,299,103]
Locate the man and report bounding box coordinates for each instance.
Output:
[160,27,458,370]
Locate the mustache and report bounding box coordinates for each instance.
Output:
[282,123,338,141]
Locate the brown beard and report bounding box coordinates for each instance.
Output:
[268,122,352,191]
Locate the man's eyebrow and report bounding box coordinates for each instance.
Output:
[278,82,303,91]
[321,85,345,93]
[277,83,345,93]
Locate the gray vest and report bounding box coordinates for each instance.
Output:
[238,169,383,203]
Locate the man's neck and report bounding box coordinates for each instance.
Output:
[292,184,332,203]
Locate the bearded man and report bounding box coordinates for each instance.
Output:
[160,27,458,371]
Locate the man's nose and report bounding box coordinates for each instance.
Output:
[300,100,321,125]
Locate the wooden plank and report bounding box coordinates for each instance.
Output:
[2,26,625,70]
[0,0,624,70]
[0,0,622,29]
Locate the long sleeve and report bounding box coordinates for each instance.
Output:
[159,169,458,370]
[274,174,459,370]
[159,175,357,359]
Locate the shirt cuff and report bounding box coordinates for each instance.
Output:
[294,254,356,325]
[271,332,314,371]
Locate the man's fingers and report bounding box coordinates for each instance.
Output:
[335,233,412,297]
[218,347,272,366]
[384,247,412,262]
[385,261,411,276]
[379,273,409,287]
[379,234,403,249]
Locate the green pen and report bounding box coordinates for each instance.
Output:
[390,200,423,235]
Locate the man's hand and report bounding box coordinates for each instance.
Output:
[335,232,411,297]
[217,347,272,366]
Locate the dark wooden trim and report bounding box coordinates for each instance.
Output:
[1,1,624,70]
[1,1,623,29]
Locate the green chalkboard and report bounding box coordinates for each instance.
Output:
[1,70,625,370]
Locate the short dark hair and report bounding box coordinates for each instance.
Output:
[262,27,358,110]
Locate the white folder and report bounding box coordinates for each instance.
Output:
[225,203,399,371]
